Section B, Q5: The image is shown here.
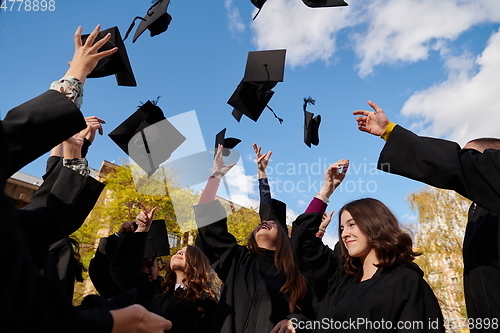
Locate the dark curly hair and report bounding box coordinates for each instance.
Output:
[160,245,217,302]
[338,198,421,276]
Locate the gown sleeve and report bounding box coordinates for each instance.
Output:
[110,232,148,292]
[194,199,242,282]
[1,90,85,179]
[291,211,343,302]
[379,125,500,212]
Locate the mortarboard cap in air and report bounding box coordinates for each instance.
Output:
[302,0,348,8]
[228,81,276,122]
[251,0,266,9]
[108,101,186,176]
[303,97,321,147]
[215,128,241,158]
[259,199,287,230]
[228,49,286,123]
[143,219,170,258]
[243,49,286,83]
[125,0,173,43]
[304,112,321,147]
[82,26,137,87]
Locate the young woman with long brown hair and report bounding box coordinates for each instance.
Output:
[292,160,444,332]
[194,144,309,333]
[111,205,217,333]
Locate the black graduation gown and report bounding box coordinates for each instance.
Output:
[378,125,500,329]
[89,234,127,299]
[24,151,102,300]
[0,90,112,332]
[195,200,310,333]
[292,211,445,333]
[110,232,217,332]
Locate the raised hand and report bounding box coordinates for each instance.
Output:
[84,116,106,143]
[135,201,157,233]
[353,101,390,136]
[253,143,272,178]
[318,159,349,200]
[212,144,236,179]
[62,124,96,158]
[65,25,118,83]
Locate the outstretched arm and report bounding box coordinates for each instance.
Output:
[198,144,236,205]
[293,160,348,299]
[253,143,273,204]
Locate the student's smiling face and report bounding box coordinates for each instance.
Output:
[340,210,373,259]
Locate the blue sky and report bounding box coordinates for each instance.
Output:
[1,0,500,246]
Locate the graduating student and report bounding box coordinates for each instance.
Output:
[0,25,170,333]
[22,116,105,300]
[354,101,500,331]
[195,144,310,333]
[291,161,444,332]
[109,204,217,333]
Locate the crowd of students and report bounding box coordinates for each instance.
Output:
[3,25,500,333]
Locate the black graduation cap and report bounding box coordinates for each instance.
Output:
[303,97,321,147]
[259,199,287,229]
[228,49,286,123]
[144,219,170,258]
[81,26,137,87]
[108,101,186,176]
[302,0,348,7]
[215,128,241,158]
[124,0,173,43]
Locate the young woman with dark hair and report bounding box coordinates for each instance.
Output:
[291,160,444,332]
[195,144,309,333]
[338,198,422,276]
[110,206,218,333]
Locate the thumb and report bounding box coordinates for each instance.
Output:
[149,207,157,220]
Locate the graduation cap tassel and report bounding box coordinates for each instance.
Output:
[123,16,147,41]
[303,97,316,112]
[266,105,283,124]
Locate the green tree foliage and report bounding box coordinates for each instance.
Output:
[407,186,470,326]
[226,206,261,245]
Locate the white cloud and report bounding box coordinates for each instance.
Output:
[223,163,258,207]
[354,0,500,76]
[400,28,500,145]
[225,0,246,35]
[243,0,500,75]
[250,0,358,67]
